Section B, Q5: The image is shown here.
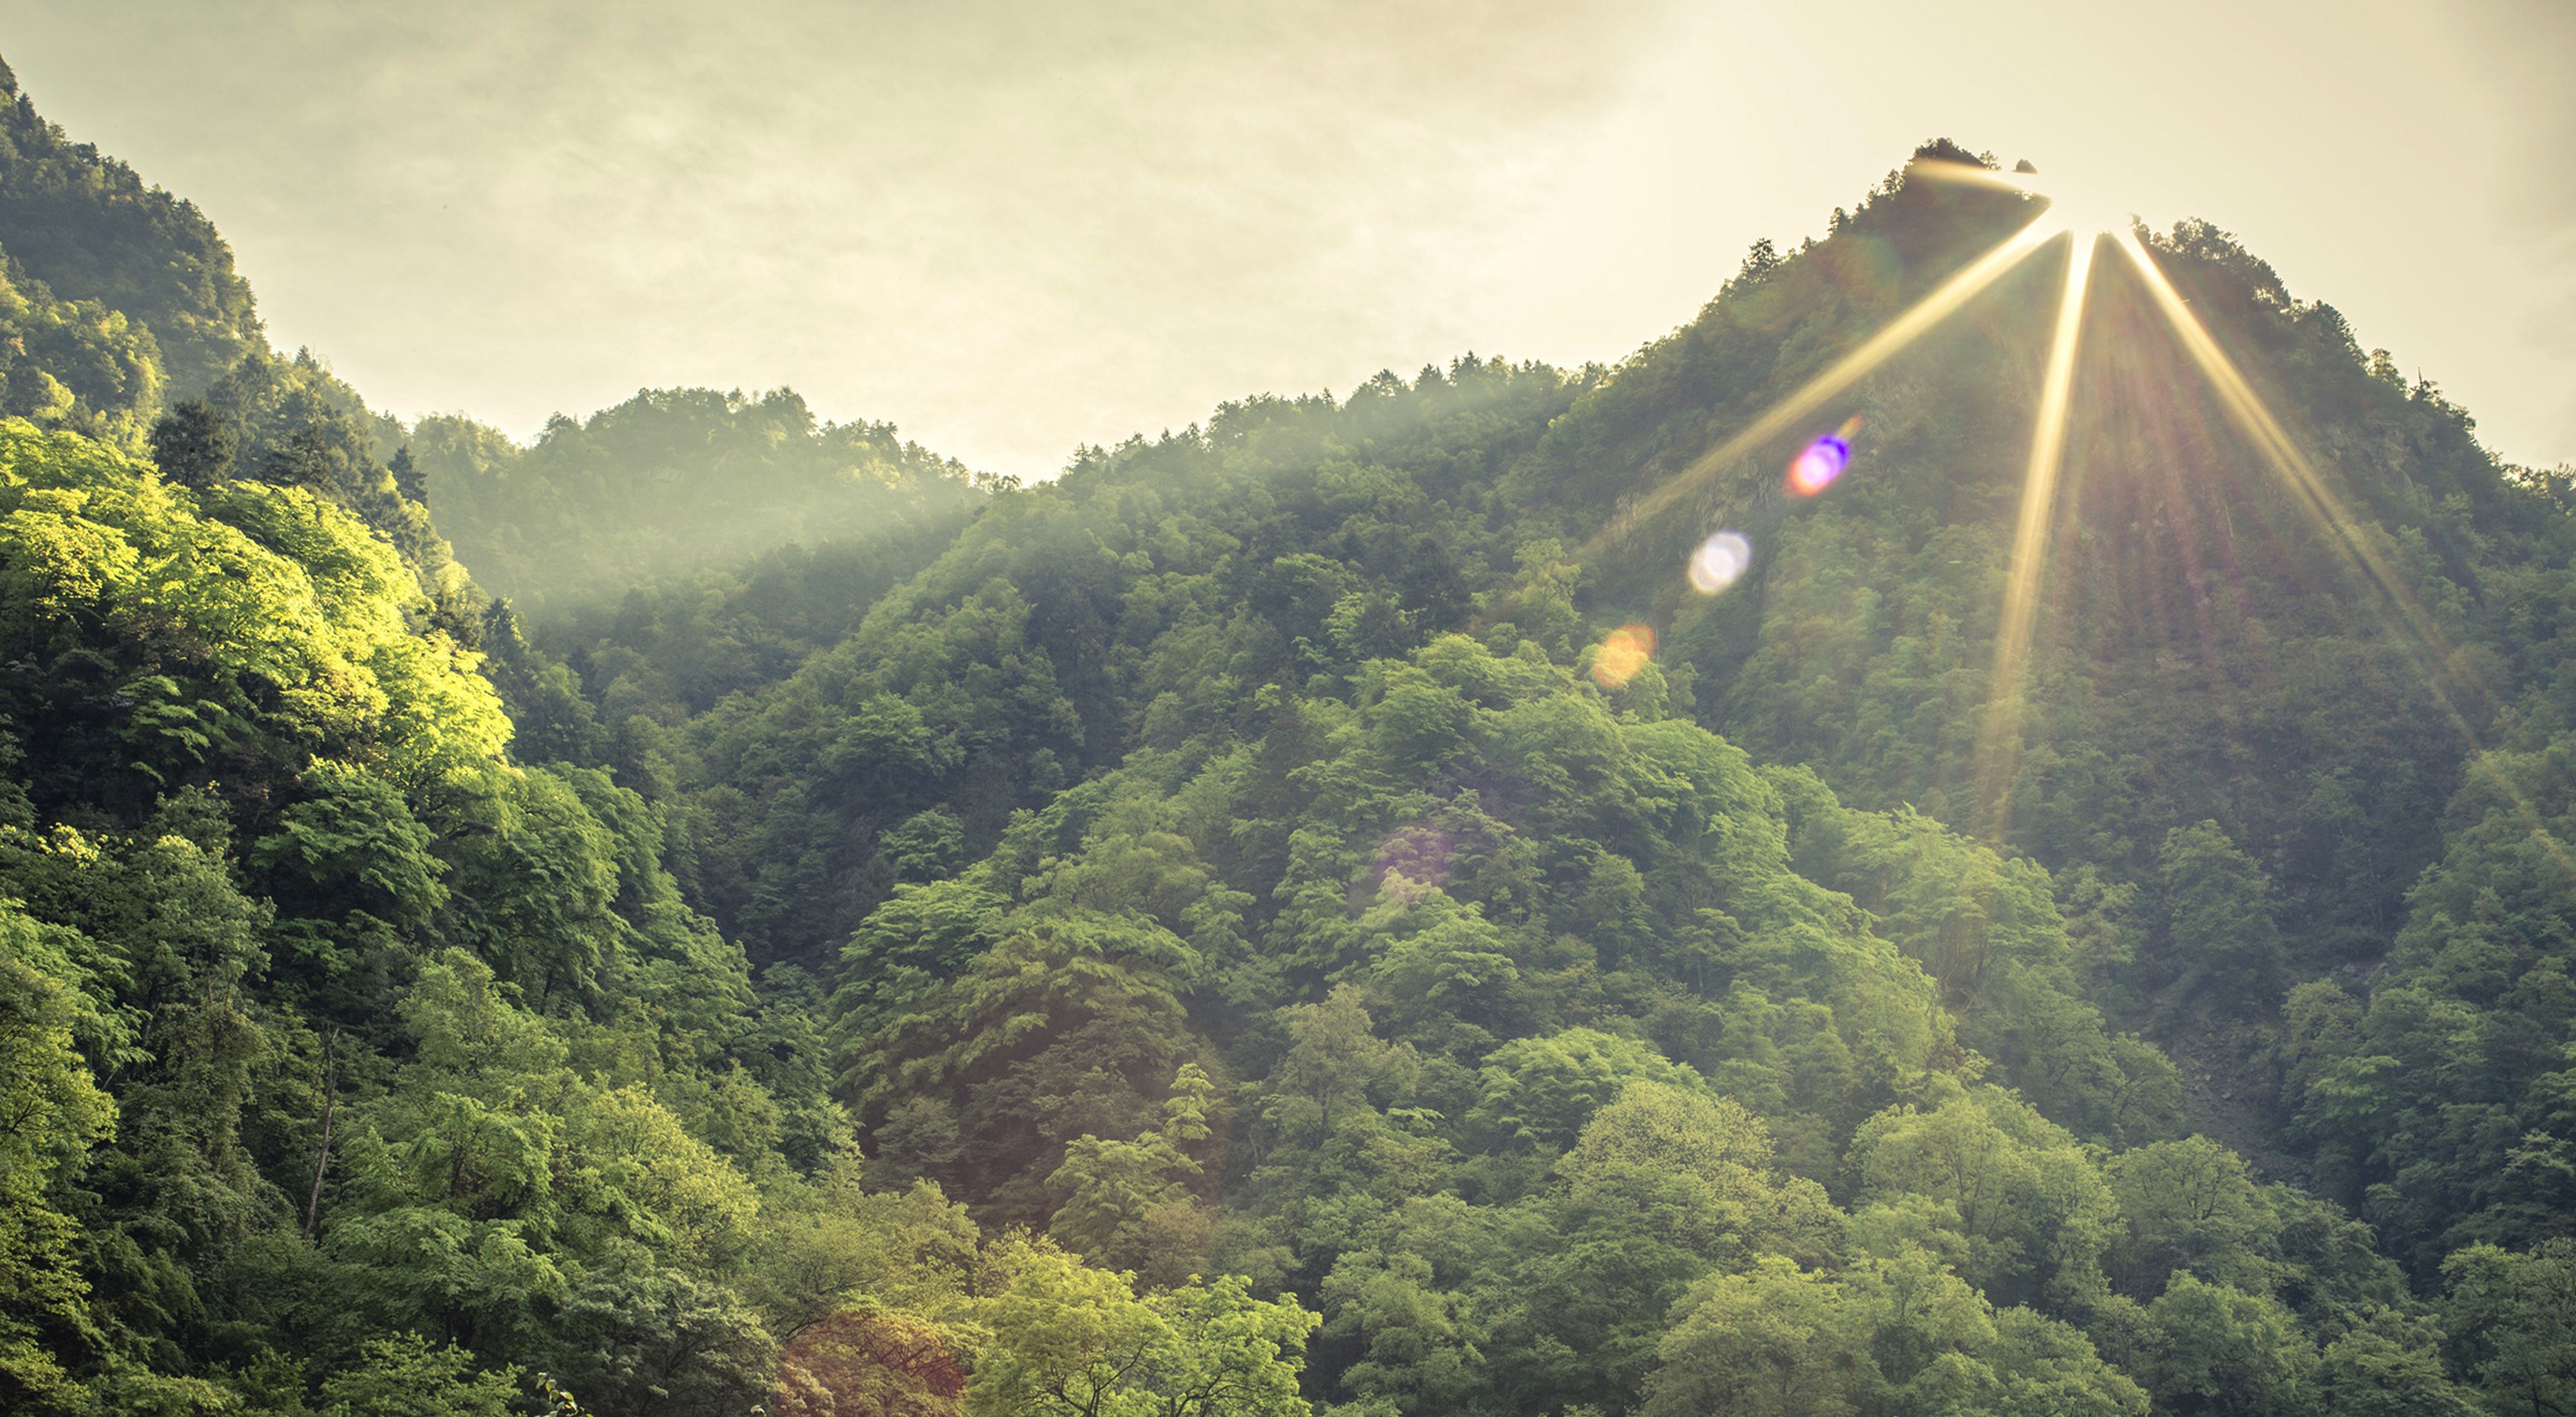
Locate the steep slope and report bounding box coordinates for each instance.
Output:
[1520,157,2551,978]
[1488,147,2576,1246]
[0,77,1191,1417]
[0,419,1282,1417]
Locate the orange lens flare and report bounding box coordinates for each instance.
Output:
[1591,623,1658,688]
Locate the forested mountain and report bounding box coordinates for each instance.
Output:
[3,56,2573,1417]
[412,388,992,621]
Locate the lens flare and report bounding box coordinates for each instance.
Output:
[1687,530,1753,594]
[1591,623,1658,688]
[2112,228,2479,710]
[1786,415,1864,496]
[1548,162,2549,875]
[1582,212,2059,560]
[1906,158,2036,196]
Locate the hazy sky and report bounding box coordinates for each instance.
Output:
[5,0,2570,479]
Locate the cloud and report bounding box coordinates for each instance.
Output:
[2438,0,2576,454]
[1,0,1673,473]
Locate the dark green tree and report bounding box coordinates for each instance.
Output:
[2160,821,2283,1013]
[147,397,236,488]
[389,443,426,504]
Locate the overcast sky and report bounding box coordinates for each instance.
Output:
[5,0,2569,479]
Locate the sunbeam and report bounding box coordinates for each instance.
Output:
[2110,227,2576,882]
[1584,211,2061,558]
[1561,158,2562,876]
[1906,158,2037,195]
[1976,229,2098,832]
[2111,229,2485,716]
[1913,157,2127,238]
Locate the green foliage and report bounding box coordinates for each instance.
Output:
[2276,739,2576,1270]
[851,907,1204,1224]
[0,421,508,816]
[149,399,235,490]
[316,1332,521,1417]
[1781,772,2183,1145]
[0,407,918,1412]
[196,349,455,578]
[961,1236,1316,1417]
[2159,822,2283,1014]
[1639,1255,1858,1417]
[1468,1027,1702,1152]
[1846,1076,2119,1311]
[1046,1063,1217,1284]
[2105,1136,2275,1297]
[2143,1275,2316,1417]
[1639,1250,2147,1417]
[2441,1239,2576,1417]
[0,249,164,449]
[660,357,1579,967]
[0,901,116,1414]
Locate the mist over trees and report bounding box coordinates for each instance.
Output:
[412,386,995,622]
[3,61,2574,1417]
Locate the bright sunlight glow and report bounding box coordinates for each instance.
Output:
[1913,157,2130,238]
[2031,171,2133,242]
[1578,155,2561,863]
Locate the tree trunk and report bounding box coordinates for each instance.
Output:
[303,1025,340,1239]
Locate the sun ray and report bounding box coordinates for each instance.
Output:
[1584,212,2063,559]
[2112,229,2480,705]
[1976,229,2098,832]
[1906,158,2040,195]
[2113,229,2576,880]
[1552,165,2563,875]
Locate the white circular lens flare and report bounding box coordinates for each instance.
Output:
[1687,531,1752,594]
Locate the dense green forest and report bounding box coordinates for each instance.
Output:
[2,57,2573,1417]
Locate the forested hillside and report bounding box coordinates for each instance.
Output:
[412,388,992,621]
[3,55,2573,1417]
[0,55,261,399]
